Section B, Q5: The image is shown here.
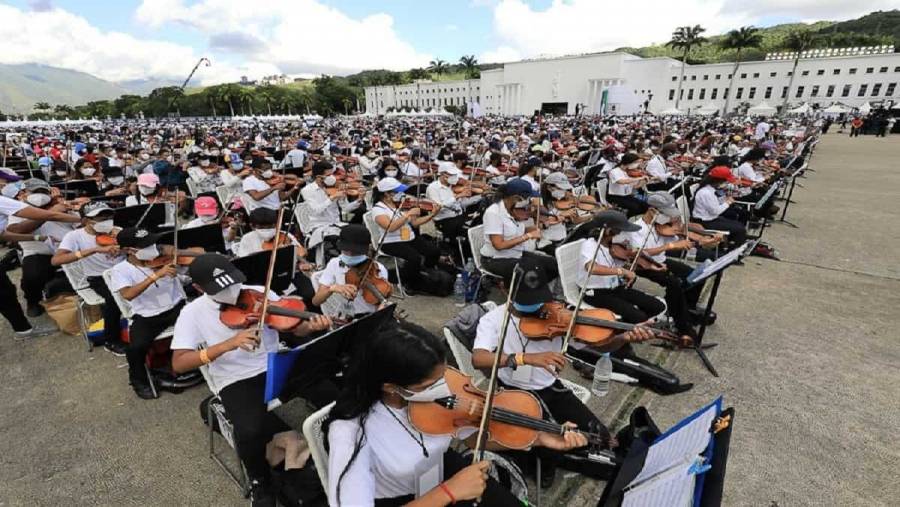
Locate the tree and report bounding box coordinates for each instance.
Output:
[429,59,449,76]
[220,84,239,116]
[780,30,817,114]
[33,102,51,112]
[459,55,479,79]
[257,85,277,115]
[408,68,428,80]
[720,26,762,115]
[666,25,707,110]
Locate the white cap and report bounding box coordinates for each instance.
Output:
[438,162,460,175]
[376,177,407,193]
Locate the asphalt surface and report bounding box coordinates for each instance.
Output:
[0,132,897,506]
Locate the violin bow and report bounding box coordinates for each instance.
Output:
[624,212,657,288]
[472,264,524,463]
[255,206,286,345]
[561,226,605,353]
[171,176,180,268]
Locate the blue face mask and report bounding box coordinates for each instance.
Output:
[231,162,243,170]
[513,302,543,314]
[340,254,368,266]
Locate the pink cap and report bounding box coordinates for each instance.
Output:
[137,173,160,187]
[195,196,218,216]
[229,196,244,210]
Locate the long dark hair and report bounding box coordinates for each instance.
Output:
[325,321,447,505]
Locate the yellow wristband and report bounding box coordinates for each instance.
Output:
[516,353,525,366]
[75,250,83,259]
[199,349,211,365]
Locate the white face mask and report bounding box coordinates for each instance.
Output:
[200,214,218,223]
[26,193,52,207]
[139,185,156,196]
[323,175,337,187]
[81,167,96,176]
[396,377,451,403]
[385,170,398,177]
[261,170,274,179]
[257,228,276,240]
[390,192,404,203]
[166,156,174,163]
[200,160,210,167]
[108,176,124,186]
[513,199,530,209]
[92,219,114,233]
[655,214,671,224]
[447,175,460,185]
[551,189,566,199]
[134,244,159,261]
[140,153,150,161]
[55,170,67,177]
[210,283,241,306]
[210,150,220,156]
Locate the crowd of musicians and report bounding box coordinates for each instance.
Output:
[0,112,813,506]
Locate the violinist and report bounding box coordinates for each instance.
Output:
[242,158,297,212]
[125,173,164,207]
[425,164,481,245]
[52,202,127,354]
[606,152,650,217]
[170,254,331,506]
[100,167,130,197]
[540,172,591,248]
[483,151,509,186]
[645,143,683,192]
[313,224,389,319]
[107,227,187,399]
[692,166,747,251]
[186,154,224,195]
[472,257,653,486]
[358,144,382,178]
[327,321,585,506]
[300,160,360,254]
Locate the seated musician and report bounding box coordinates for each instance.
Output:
[472,257,653,486]
[426,164,481,245]
[645,143,683,192]
[735,148,780,218]
[576,211,666,325]
[52,202,127,355]
[479,179,558,284]
[241,159,295,212]
[358,144,382,178]
[106,227,187,399]
[605,153,650,217]
[327,320,586,506]
[484,151,509,186]
[100,167,130,197]
[300,160,360,256]
[397,148,424,181]
[378,157,401,181]
[313,225,388,320]
[125,173,164,207]
[372,177,441,292]
[187,154,224,195]
[170,253,331,506]
[692,166,747,250]
[539,172,592,250]
[279,140,308,170]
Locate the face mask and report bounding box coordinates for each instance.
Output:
[210,283,241,306]
[134,244,159,261]
[655,214,671,224]
[396,377,452,403]
[26,193,52,207]
[55,170,67,177]
[200,160,210,167]
[108,176,124,186]
[92,219,114,233]
[257,228,276,240]
[390,192,404,203]
[385,170,398,177]
[139,185,156,196]
[513,199,529,209]
[210,150,220,156]
[340,253,368,266]
[513,302,544,314]
[261,170,274,179]
[323,175,337,187]
[231,163,243,170]
[140,153,150,161]
[81,167,96,176]
[165,156,174,163]
[447,175,460,185]
[551,189,566,199]
[201,214,218,223]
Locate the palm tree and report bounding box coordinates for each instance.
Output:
[720,26,762,115]
[236,87,254,115]
[279,95,294,115]
[257,85,276,115]
[341,97,352,115]
[206,88,218,116]
[220,85,239,116]
[780,30,817,114]
[459,55,479,79]
[408,68,428,80]
[666,25,707,110]
[429,59,449,77]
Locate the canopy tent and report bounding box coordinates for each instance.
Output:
[788,103,811,114]
[823,104,851,114]
[696,102,719,116]
[659,107,685,116]
[0,118,102,128]
[858,102,872,114]
[603,85,643,116]
[747,101,777,116]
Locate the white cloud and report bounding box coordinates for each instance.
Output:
[0,3,196,82]
[479,45,522,64]
[445,24,459,32]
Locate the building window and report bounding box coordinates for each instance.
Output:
[895,67,900,72]
[801,70,809,76]
[753,73,759,78]
[871,83,882,96]
[683,75,687,80]
[668,89,675,100]
[880,67,888,73]
[715,74,721,80]
[736,87,744,99]
[691,75,697,81]
[887,83,897,96]
[727,74,732,79]
[680,89,684,99]
[849,68,857,75]
[842,84,851,97]
[826,85,835,97]
[711,88,718,99]
[781,86,789,98]
[795,86,804,98]
[699,88,706,99]
[833,69,840,75]
[866,67,874,74]
[817,69,824,76]
[857,84,868,96]
[770,72,777,77]
[671,76,677,81]
[811,85,819,97]
[703,75,709,80]
[749,87,756,99]
[723,88,729,99]
[740,73,747,79]
[688,89,694,99]
[787,71,792,77]
[764,86,772,99]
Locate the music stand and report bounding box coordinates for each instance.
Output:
[50,179,101,197]
[775,162,807,229]
[113,203,168,231]
[232,246,295,294]
[158,222,228,254]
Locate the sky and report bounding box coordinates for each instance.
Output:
[0,0,894,86]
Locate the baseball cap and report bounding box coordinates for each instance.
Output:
[249,207,278,225]
[337,224,371,255]
[500,178,539,198]
[0,168,22,182]
[708,166,736,183]
[1,181,24,198]
[80,201,114,218]
[188,253,246,295]
[137,173,159,187]
[646,192,681,217]
[544,172,572,190]
[376,177,407,193]
[116,227,166,249]
[438,162,461,175]
[195,196,218,216]
[586,210,641,233]
[23,178,51,193]
[512,255,553,306]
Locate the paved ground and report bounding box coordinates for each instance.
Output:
[0,132,897,506]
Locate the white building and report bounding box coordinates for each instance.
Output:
[365,48,900,116]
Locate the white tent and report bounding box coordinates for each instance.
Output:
[659,107,685,116]
[789,103,811,114]
[747,101,777,116]
[696,102,719,115]
[858,102,872,114]
[823,104,851,114]
[604,85,642,116]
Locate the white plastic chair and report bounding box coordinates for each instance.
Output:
[185,177,200,198]
[555,239,595,309]
[215,185,236,209]
[594,177,610,206]
[302,401,336,494]
[61,262,105,351]
[310,270,348,319]
[363,211,407,298]
[466,224,504,298]
[295,202,327,267]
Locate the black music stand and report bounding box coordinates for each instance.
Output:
[157,223,228,254]
[113,203,167,231]
[232,246,295,294]
[775,162,807,229]
[50,179,101,197]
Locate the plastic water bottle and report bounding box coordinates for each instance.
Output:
[453,274,466,306]
[463,259,478,303]
[591,353,612,398]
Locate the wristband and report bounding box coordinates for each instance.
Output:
[33,234,41,241]
[516,353,526,366]
[199,349,211,365]
[438,483,456,504]
[75,250,83,259]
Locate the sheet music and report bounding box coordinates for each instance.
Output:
[628,403,718,486]
[687,242,748,284]
[622,460,696,507]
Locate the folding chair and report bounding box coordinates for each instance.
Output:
[554,239,594,308]
[302,402,336,494]
[466,224,504,300]
[594,176,610,207]
[215,185,236,208]
[61,262,105,351]
[363,211,408,298]
[186,177,200,198]
[294,202,326,267]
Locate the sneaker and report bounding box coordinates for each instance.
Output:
[14,323,57,340]
[249,480,276,507]
[26,304,45,318]
[132,382,157,400]
[103,341,127,356]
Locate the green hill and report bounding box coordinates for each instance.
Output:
[0,63,129,115]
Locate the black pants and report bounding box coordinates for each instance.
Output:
[0,270,30,332]
[87,275,124,344]
[606,194,648,217]
[21,254,54,307]
[850,127,860,137]
[374,449,520,507]
[635,259,702,336]
[381,236,440,288]
[219,372,291,484]
[482,251,559,285]
[128,301,184,386]
[698,216,746,251]
[434,214,467,243]
[584,286,664,324]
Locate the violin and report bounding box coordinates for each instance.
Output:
[609,243,666,271]
[325,180,363,198]
[345,259,393,306]
[410,367,614,450]
[517,301,692,347]
[555,194,602,212]
[451,179,488,196]
[96,231,119,246]
[219,288,323,331]
[266,173,301,188]
[399,197,437,212]
[261,232,293,251]
[144,246,205,268]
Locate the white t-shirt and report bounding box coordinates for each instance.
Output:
[58,228,125,277]
[328,402,457,505]
[692,185,729,221]
[170,285,279,391]
[8,214,74,257]
[645,155,669,182]
[607,167,634,196]
[301,182,344,228]
[0,196,27,233]
[754,121,770,140]
[425,180,462,221]
[735,162,764,183]
[618,218,667,263]
[577,238,623,290]
[372,202,415,244]
[480,202,525,259]
[235,230,300,258]
[281,149,307,169]
[107,260,186,318]
[242,175,282,211]
[473,303,559,390]
[400,161,422,179]
[317,257,389,316]
[521,174,540,192]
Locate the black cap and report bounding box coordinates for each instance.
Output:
[620,152,640,165]
[586,210,641,233]
[336,224,371,255]
[188,253,246,295]
[116,227,167,249]
[500,178,538,198]
[513,256,553,306]
[249,207,278,225]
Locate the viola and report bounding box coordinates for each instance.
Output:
[517,301,692,347]
[345,259,393,306]
[145,246,205,268]
[219,288,322,331]
[410,367,614,450]
[325,180,363,198]
[399,197,437,212]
